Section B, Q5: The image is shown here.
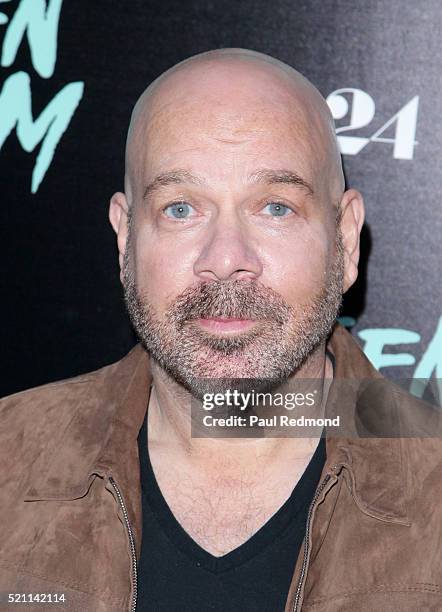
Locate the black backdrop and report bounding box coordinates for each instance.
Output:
[1,0,441,398]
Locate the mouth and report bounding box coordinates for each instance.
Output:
[195,317,260,333]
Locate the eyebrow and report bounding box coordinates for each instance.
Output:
[143,170,205,199]
[248,168,314,196]
[143,167,314,200]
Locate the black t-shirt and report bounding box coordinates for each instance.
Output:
[136,354,334,611]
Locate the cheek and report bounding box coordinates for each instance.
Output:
[132,225,197,308]
[261,224,329,304]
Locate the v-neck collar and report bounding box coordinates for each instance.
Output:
[137,408,326,573]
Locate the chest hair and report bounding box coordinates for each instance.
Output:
[152,462,304,557]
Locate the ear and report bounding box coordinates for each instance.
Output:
[109,191,129,284]
[338,188,365,293]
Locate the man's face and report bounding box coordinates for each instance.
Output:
[121,65,345,397]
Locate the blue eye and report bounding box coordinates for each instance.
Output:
[164,201,194,219]
[263,202,292,217]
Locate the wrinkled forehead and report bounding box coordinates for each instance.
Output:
[125,59,341,202]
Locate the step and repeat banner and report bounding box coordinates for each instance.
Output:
[1,0,440,398]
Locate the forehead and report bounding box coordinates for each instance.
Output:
[130,63,331,190]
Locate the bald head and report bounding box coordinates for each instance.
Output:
[124,48,344,208]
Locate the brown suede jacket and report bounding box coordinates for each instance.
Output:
[1,322,441,611]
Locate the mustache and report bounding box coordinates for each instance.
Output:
[166,279,293,326]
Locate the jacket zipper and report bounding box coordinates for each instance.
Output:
[291,472,333,612]
[108,476,138,612]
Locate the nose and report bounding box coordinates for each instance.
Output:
[193,213,263,282]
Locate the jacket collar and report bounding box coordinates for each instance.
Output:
[24,321,410,527]
[22,343,151,500]
[325,323,410,525]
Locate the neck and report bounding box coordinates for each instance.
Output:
[147,342,334,469]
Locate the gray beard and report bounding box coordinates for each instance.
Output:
[122,228,344,400]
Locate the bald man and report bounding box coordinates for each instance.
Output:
[1,49,442,612]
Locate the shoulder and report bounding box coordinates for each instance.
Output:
[1,360,104,425]
[383,383,442,498]
[356,375,441,440]
[0,344,148,510]
[0,343,145,456]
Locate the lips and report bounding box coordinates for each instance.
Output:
[196,317,258,333]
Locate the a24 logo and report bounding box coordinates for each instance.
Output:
[327,88,419,160]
